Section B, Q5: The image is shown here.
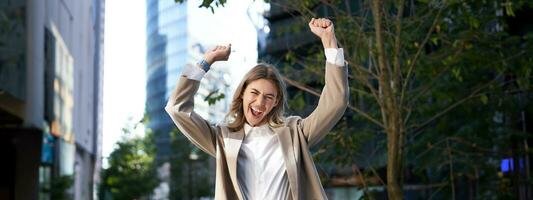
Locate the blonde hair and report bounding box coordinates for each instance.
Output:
[225,63,287,132]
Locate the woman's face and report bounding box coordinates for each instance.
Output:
[242,79,279,126]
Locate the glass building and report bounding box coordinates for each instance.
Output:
[146,0,232,162]
[146,0,186,160]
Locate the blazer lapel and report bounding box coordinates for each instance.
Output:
[275,126,299,200]
[225,129,245,200]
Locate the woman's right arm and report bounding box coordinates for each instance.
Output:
[165,44,232,157]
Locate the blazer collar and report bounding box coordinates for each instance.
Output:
[275,126,299,200]
[226,125,299,200]
[226,128,245,200]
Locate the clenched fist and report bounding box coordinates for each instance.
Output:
[204,44,231,65]
[309,18,337,48]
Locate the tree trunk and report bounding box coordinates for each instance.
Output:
[386,113,404,200]
[371,0,405,199]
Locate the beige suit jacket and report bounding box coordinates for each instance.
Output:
[165,62,349,200]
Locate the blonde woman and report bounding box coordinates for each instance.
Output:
[166,18,348,200]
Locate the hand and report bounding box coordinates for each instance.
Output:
[204,44,231,65]
[308,18,337,48]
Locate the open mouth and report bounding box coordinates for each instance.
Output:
[250,107,264,118]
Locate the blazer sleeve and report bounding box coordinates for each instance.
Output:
[165,68,217,157]
[299,62,349,147]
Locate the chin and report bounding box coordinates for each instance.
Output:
[246,117,265,127]
[249,120,261,126]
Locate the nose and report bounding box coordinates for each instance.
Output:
[256,95,266,107]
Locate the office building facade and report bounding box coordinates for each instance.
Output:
[0,0,105,199]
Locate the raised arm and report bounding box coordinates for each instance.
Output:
[165,44,231,157]
[300,18,349,146]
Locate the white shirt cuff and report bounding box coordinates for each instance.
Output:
[325,48,345,66]
[182,63,206,81]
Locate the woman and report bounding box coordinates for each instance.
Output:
[165,18,348,200]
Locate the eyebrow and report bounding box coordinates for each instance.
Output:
[251,88,276,97]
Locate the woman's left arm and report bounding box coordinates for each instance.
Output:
[300,18,349,147]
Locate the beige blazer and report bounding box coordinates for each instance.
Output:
[165,62,349,200]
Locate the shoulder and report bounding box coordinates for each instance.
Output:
[214,122,233,138]
[285,115,301,121]
[283,115,303,127]
[215,122,229,131]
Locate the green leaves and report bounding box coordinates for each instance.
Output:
[204,89,225,105]
[467,16,480,29]
[175,0,227,13]
[288,91,306,110]
[451,67,463,82]
[269,0,532,198]
[42,175,73,200]
[480,94,489,105]
[502,1,516,17]
[99,122,159,200]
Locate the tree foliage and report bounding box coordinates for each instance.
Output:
[167,128,215,199]
[265,0,532,199]
[174,0,228,13]
[99,121,160,200]
[41,175,74,200]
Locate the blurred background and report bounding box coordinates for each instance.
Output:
[0,0,531,199]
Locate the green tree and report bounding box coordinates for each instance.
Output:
[41,175,74,200]
[167,129,215,199]
[265,0,532,199]
[99,121,159,200]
